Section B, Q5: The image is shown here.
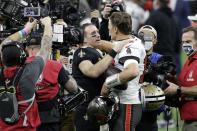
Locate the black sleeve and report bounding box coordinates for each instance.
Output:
[58,67,70,86]
[91,18,100,29]
[19,56,44,100]
[99,16,111,41]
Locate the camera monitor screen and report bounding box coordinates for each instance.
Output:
[24,7,40,17]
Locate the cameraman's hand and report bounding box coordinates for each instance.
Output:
[113,39,132,53]
[164,80,178,96]
[56,19,68,27]
[40,16,51,27]
[91,10,100,19]
[24,19,38,34]
[103,4,112,19]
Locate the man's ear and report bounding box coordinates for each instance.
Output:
[153,38,157,45]
[114,27,118,34]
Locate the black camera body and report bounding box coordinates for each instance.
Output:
[58,88,88,116]
[0,0,26,26]
[49,0,85,27]
[52,24,84,49]
[144,56,176,90]
[109,2,124,16]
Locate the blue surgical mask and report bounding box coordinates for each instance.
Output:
[182,44,195,56]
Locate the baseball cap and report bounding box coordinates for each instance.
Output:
[188,14,197,21]
[138,25,157,38]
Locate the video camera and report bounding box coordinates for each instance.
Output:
[0,0,85,50]
[144,56,176,90]
[52,24,84,50]
[110,2,124,15]
[109,1,124,16]
[58,88,88,116]
[49,0,85,27]
[0,0,26,26]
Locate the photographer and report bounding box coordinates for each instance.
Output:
[164,26,197,131]
[101,12,146,131]
[0,17,52,131]
[136,25,165,131]
[26,23,79,131]
[72,23,129,131]
[99,3,111,41]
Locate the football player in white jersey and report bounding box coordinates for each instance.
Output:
[101,12,146,131]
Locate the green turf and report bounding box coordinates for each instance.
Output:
[157,50,187,131]
[158,107,183,131]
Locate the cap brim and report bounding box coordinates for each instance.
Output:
[188,16,197,21]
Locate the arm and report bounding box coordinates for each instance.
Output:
[79,42,128,78]
[79,54,114,78]
[164,81,197,96]
[99,4,111,41]
[36,16,52,65]
[92,39,132,52]
[58,67,78,94]
[0,20,37,51]
[181,86,197,96]
[101,43,144,95]
[64,76,79,94]
[19,57,44,100]
[95,40,114,52]
[119,62,139,83]
[101,61,139,96]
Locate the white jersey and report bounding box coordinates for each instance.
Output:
[112,36,146,104]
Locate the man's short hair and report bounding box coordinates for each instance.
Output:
[182,26,197,41]
[81,23,94,37]
[28,34,42,46]
[109,12,132,35]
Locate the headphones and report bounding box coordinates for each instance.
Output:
[1,41,26,66]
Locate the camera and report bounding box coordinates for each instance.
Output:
[109,1,124,16]
[58,88,88,115]
[0,0,26,26]
[144,56,176,90]
[52,24,84,48]
[49,0,85,27]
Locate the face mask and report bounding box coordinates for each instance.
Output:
[144,41,153,51]
[182,44,195,56]
[143,34,153,51]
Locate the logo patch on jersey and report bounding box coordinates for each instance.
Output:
[78,50,86,58]
[126,48,132,54]
[187,70,194,81]
[37,73,43,83]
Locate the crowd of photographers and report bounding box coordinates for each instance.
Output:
[1,0,197,131]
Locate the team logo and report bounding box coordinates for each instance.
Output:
[78,50,86,58]
[187,70,194,81]
[126,48,132,54]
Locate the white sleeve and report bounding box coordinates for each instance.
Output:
[124,59,138,68]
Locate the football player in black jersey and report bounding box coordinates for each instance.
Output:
[72,23,129,131]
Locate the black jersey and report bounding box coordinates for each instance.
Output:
[72,47,106,102]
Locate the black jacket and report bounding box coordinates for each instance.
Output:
[146,7,181,56]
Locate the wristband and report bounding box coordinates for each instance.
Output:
[105,73,121,89]
[177,86,182,96]
[23,28,29,35]
[108,49,117,58]
[18,31,23,38]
